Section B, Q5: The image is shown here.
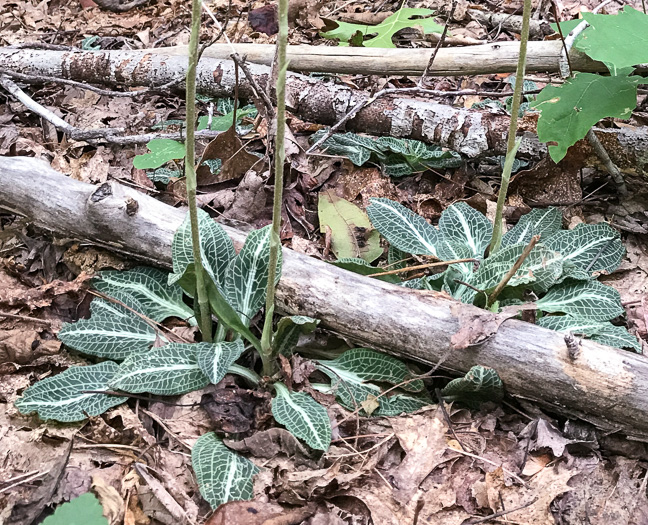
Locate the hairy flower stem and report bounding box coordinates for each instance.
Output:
[490,0,532,255]
[185,0,212,342]
[260,0,288,375]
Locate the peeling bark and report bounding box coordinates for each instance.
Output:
[1,156,648,441]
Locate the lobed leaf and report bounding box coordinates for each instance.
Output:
[133,138,185,170]
[318,192,382,262]
[42,493,108,525]
[579,7,648,75]
[321,8,444,48]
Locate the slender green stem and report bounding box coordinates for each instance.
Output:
[259,0,288,375]
[186,0,212,342]
[489,0,532,255]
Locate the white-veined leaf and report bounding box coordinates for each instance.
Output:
[169,208,235,288]
[224,225,280,325]
[94,267,194,324]
[15,362,125,422]
[272,316,320,356]
[473,242,564,292]
[438,202,492,258]
[367,198,438,256]
[197,340,245,384]
[317,348,423,392]
[313,379,430,416]
[538,315,641,352]
[544,223,624,277]
[536,280,624,321]
[272,383,331,451]
[501,207,562,247]
[440,365,503,408]
[58,300,157,361]
[110,343,209,395]
[403,272,446,291]
[192,432,259,508]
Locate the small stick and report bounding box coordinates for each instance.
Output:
[0,312,53,325]
[369,258,478,278]
[466,497,538,524]
[487,235,540,307]
[418,0,457,87]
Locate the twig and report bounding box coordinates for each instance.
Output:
[487,234,540,307]
[551,0,572,76]
[419,0,457,87]
[586,130,628,195]
[230,53,274,114]
[0,75,124,141]
[435,387,466,451]
[0,311,53,325]
[466,497,538,523]
[447,447,527,485]
[1,69,183,98]
[369,257,478,278]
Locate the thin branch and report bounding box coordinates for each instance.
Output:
[1,68,183,98]
[487,234,540,307]
[418,0,457,87]
[466,497,539,524]
[369,258,478,278]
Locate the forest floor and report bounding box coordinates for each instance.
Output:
[1,0,648,523]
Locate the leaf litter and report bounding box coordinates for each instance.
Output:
[2,0,648,521]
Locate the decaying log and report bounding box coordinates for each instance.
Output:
[155,41,618,76]
[1,155,648,440]
[1,47,647,183]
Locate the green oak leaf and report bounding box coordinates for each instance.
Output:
[321,8,444,48]
[133,139,185,170]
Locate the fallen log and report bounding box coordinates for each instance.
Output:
[154,41,622,76]
[1,155,648,441]
[1,47,648,183]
